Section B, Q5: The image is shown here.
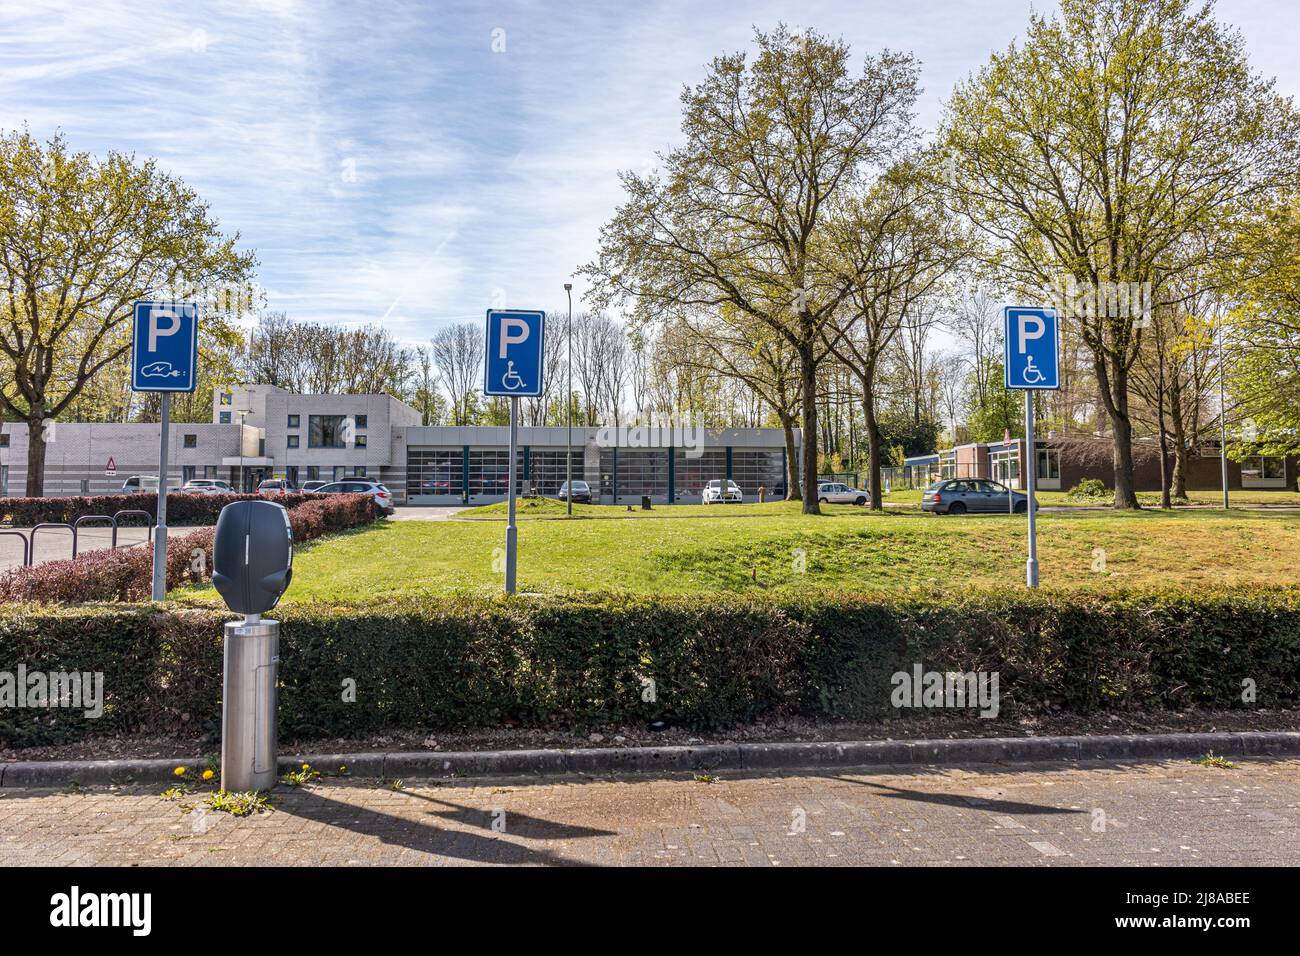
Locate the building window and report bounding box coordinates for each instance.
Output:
[286,465,299,487]
[258,438,265,456]
[406,448,464,498]
[288,414,299,428]
[355,434,367,448]
[731,449,786,499]
[352,466,367,477]
[310,415,347,448]
[0,434,9,448]
[287,435,299,449]
[183,433,197,449]
[333,465,345,481]
[354,415,368,429]
[219,411,231,424]
[204,465,217,478]
[182,465,196,484]
[1036,448,1060,480]
[220,392,232,406]
[306,465,320,481]
[1242,456,1285,481]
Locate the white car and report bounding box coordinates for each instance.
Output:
[182,478,233,494]
[817,482,868,506]
[701,479,743,504]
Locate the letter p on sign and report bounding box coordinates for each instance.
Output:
[1018,312,1044,354]
[499,317,530,358]
[148,308,182,352]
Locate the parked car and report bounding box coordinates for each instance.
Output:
[257,478,295,494]
[921,479,1033,515]
[307,479,394,514]
[181,478,233,494]
[556,479,592,504]
[817,481,868,506]
[121,475,159,494]
[701,479,743,504]
[300,480,329,493]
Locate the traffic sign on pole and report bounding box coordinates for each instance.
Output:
[1002,306,1059,588]
[484,309,545,398]
[1003,306,1060,391]
[131,300,200,602]
[131,301,199,393]
[484,309,545,594]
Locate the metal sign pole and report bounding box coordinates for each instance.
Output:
[505,395,518,594]
[152,393,171,601]
[1024,390,1039,588]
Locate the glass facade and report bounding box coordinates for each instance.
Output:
[310,415,348,448]
[731,449,785,498]
[674,449,727,502]
[528,450,584,495]
[407,448,463,498]
[468,449,524,496]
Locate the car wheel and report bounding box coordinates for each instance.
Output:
[948,501,967,515]
[854,496,866,506]
[818,497,828,504]
[1014,500,1028,514]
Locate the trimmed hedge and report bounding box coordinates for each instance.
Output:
[0,495,381,604]
[0,491,316,527]
[2,587,1297,747]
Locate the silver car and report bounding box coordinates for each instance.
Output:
[817,482,868,505]
[922,479,1033,515]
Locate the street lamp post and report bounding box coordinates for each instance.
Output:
[564,282,573,517]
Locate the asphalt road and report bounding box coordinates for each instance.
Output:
[2,758,1295,866]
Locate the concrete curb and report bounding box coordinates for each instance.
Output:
[2,731,1297,789]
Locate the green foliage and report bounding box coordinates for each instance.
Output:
[877,411,941,458]
[1067,479,1110,500]
[3,588,1297,747]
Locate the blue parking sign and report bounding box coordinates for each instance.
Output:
[1003,306,1060,390]
[484,309,545,397]
[131,301,199,393]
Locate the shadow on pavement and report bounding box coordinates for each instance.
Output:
[275,786,603,865]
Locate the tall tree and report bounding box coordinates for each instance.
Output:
[0,130,256,495]
[430,322,483,426]
[941,0,1300,508]
[583,26,919,513]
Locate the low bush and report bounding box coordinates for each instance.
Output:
[2,587,1296,747]
[1066,478,1110,500]
[0,491,316,528]
[0,494,380,604]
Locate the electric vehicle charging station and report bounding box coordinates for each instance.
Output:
[212,499,294,792]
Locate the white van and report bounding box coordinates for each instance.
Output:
[121,475,160,494]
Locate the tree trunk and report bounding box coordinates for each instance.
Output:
[1099,361,1140,509]
[862,384,883,510]
[25,410,46,497]
[1169,382,1188,499]
[798,344,821,515]
[779,413,802,501]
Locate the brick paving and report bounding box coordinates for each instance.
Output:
[0,758,1296,866]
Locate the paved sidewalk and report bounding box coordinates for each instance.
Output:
[1,758,1295,866]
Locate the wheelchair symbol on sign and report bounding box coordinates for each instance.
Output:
[1022,355,1045,385]
[501,361,527,391]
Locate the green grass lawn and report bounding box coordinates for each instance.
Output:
[177,501,1300,604]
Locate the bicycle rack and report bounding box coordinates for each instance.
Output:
[0,529,30,567]
[72,514,117,557]
[30,523,75,564]
[113,510,154,547]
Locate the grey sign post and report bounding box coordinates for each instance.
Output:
[130,301,199,602]
[1003,306,1060,588]
[483,309,546,595]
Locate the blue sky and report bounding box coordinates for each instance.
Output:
[1,0,1296,345]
